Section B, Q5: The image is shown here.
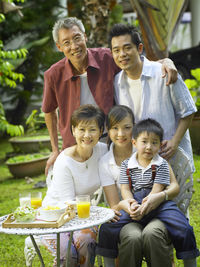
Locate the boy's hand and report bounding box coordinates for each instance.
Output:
[130,204,143,221]
[118,199,136,214]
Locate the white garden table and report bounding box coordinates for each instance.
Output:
[0,206,115,267]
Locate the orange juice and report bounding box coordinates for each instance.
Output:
[77,202,90,218]
[31,198,42,209]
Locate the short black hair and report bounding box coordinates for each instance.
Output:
[133,118,164,142]
[108,23,142,49]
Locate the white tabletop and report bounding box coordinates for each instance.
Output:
[0,206,115,235]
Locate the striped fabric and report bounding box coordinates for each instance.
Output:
[120,158,170,191]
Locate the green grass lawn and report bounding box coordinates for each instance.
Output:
[0,138,199,266]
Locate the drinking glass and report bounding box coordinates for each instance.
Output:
[19,192,31,207]
[76,195,90,219]
[31,192,42,209]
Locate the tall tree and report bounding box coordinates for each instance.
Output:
[129,0,189,60]
[1,0,63,125]
[67,0,123,47]
[0,0,26,136]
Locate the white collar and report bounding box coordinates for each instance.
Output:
[128,152,164,170]
[117,56,154,88]
[108,143,135,166]
[108,143,117,166]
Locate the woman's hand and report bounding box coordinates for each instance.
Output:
[110,209,122,223]
[140,192,165,216]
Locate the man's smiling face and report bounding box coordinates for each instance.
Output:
[56,25,88,67]
[111,34,143,73]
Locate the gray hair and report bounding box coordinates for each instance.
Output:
[52,17,85,43]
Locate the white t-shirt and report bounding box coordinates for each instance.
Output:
[43,142,107,206]
[127,77,142,119]
[80,72,97,106]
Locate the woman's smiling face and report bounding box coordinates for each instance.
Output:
[72,119,102,149]
[108,115,133,147]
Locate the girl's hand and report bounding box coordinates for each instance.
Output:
[160,139,178,160]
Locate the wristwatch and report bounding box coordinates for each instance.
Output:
[164,190,168,201]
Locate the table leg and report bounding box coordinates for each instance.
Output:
[57,233,60,267]
[66,231,73,267]
[30,234,45,267]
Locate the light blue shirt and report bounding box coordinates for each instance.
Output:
[114,56,197,170]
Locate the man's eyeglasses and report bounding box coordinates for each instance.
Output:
[61,34,84,48]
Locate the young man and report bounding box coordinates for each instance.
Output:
[42,17,177,174]
[109,23,196,165]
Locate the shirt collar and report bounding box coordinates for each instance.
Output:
[117,55,154,88]
[108,143,135,166]
[108,143,117,166]
[128,152,164,169]
[64,49,100,81]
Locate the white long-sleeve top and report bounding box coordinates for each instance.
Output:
[43,142,107,206]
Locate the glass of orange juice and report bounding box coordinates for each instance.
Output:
[31,192,42,209]
[76,195,90,219]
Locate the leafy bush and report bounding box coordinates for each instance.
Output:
[0,0,27,136]
[185,68,200,111]
[6,152,49,164]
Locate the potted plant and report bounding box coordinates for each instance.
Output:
[6,152,50,178]
[185,68,200,154]
[9,110,51,153]
[9,109,62,153]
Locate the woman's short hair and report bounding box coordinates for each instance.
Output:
[106,105,135,148]
[52,17,85,43]
[70,104,105,134]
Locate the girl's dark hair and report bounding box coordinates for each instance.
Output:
[133,118,163,141]
[108,23,142,49]
[106,105,135,148]
[70,104,105,135]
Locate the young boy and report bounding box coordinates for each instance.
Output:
[96,119,199,267]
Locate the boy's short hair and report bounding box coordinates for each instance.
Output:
[108,23,142,49]
[70,104,105,133]
[133,118,164,141]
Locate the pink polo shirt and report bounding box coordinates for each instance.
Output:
[42,48,120,148]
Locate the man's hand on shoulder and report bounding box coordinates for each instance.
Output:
[45,151,60,176]
[159,58,178,85]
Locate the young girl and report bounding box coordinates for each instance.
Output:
[97,105,180,267]
[40,104,107,267]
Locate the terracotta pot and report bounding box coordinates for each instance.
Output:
[9,136,51,153]
[189,115,200,155]
[6,154,49,178]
